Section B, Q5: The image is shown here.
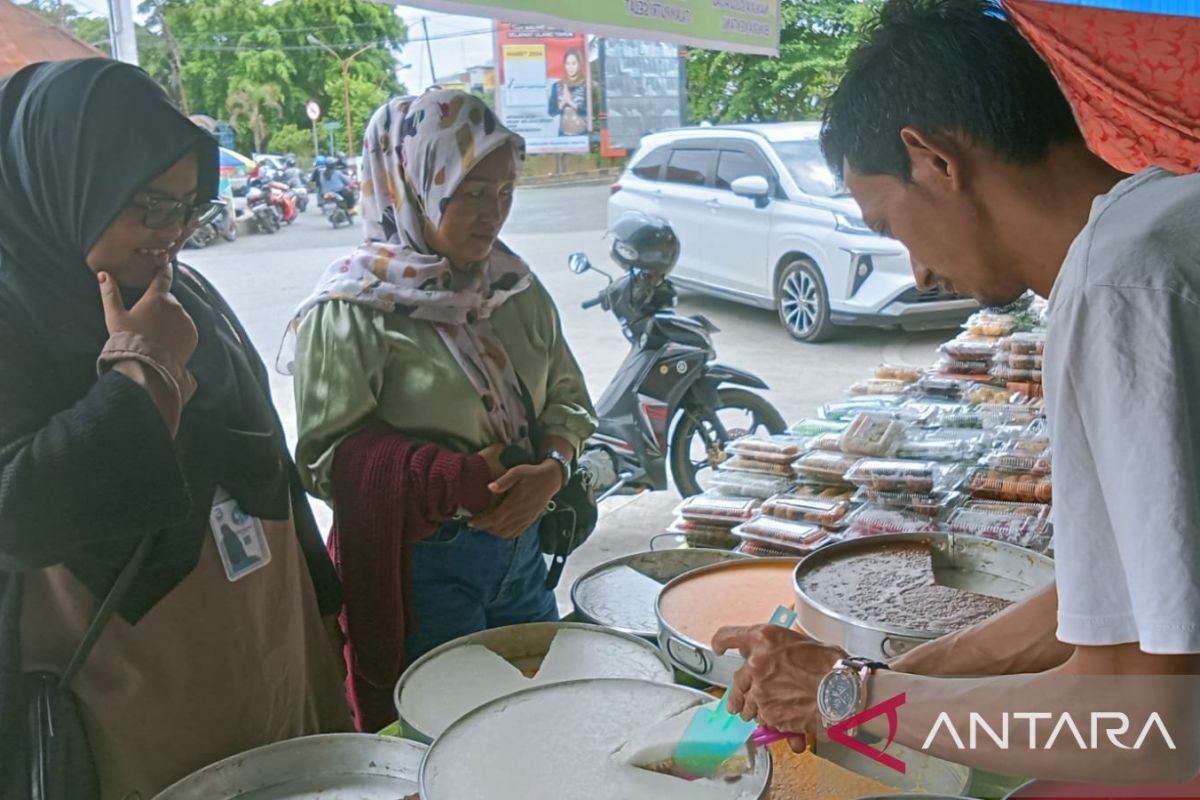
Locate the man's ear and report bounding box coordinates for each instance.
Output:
[900,127,967,192]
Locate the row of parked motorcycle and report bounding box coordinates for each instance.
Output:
[186,161,359,248]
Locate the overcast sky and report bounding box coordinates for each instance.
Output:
[391,7,496,93]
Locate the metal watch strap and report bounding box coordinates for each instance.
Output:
[545,450,572,488]
[841,656,890,673]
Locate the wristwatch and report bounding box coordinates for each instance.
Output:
[816,656,890,738]
[544,450,572,489]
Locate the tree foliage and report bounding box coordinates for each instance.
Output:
[686,0,881,123]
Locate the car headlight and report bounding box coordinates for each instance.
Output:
[834,212,875,236]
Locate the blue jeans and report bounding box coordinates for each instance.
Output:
[405,520,559,662]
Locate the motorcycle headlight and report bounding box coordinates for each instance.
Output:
[834,212,875,236]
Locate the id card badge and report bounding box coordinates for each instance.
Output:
[209,487,271,582]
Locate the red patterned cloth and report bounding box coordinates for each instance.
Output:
[1005,0,1200,173]
[328,425,494,732]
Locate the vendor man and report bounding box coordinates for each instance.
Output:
[716,0,1200,784]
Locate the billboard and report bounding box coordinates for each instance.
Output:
[602,38,686,151]
[496,23,592,154]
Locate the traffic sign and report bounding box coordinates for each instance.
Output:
[305,100,321,121]
[323,120,342,130]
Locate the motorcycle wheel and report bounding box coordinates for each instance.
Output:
[668,387,786,497]
[221,222,238,242]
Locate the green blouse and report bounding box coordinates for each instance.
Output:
[293,276,597,501]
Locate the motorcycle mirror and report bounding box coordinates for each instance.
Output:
[568,252,592,275]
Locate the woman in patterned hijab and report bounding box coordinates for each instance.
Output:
[287,90,596,724]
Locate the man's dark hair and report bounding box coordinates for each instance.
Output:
[820,0,1081,181]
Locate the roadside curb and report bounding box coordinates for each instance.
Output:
[519,167,622,188]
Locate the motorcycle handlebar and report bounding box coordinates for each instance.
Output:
[581,295,603,310]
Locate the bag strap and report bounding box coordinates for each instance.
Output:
[60,532,157,691]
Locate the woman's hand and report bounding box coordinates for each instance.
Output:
[473,459,563,540]
[98,265,198,367]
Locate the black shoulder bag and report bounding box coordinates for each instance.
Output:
[7,533,156,800]
[504,379,598,591]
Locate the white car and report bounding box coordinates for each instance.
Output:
[608,122,977,342]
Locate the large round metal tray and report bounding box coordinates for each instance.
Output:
[394,621,673,743]
[656,557,801,687]
[152,734,426,799]
[572,548,748,638]
[419,678,772,799]
[794,533,1055,661]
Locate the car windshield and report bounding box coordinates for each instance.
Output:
[771,139,847,198]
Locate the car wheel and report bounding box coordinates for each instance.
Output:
[776,258,834,343]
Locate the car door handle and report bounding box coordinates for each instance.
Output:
[705,198,721,210]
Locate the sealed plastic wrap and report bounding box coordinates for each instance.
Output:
[916,375,966,400]
[848,378,913,397]
[965,384,1012,406]
[994,351,1044,370]
[854,487,960,519]
[734,539,809,558]
[732,516,830,553]
[791,450,860,485]
[710,470,796,499]
[843,458,945,494]
[819,396,905,421]
[725,436,807,464]
[895,435,984,463]
[789,417,850,437]
[843,507,941,537]
[721,455,795,477]
[999,331,1046,355]
[985,443,1052,476]
[934,357,993,376]
[838,412,906,457]
[874,363,923,383]
[806,432,845,452]
[966,467,1053,504]
[939,336,1000,362]
[789,483,857,501]
[965,311,1017,338]
[977,403,1042,429]
[761,494,854,528]
[935,410,986,430]
[991,364,1043,382]
[947,500,1051,547]
[674,495,762,524]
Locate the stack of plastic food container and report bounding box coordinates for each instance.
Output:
[841,458,964,538]
[733,493,841,557]
[709,436,807,500]
[668,495,762,550]
[992,332,1046,399]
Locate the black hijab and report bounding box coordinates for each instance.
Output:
[0,59,291,620]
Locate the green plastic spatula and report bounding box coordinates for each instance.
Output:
[669,605,799,779]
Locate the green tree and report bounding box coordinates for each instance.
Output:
[227,83,283,154]
[269,122,317,164]
[686,0,881,123]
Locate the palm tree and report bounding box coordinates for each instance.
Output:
[226,84,283,155]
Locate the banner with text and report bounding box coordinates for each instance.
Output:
[496,23,592,155]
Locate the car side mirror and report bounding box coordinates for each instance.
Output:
[731,175,772,207]
[568,252,593,274]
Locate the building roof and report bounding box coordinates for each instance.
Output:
[0,0,105,78]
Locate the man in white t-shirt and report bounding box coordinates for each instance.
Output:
[714,0,1200,784]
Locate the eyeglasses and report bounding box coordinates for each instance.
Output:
[128,194,224,230]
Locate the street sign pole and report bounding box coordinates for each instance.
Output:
[306,101,322,159]
[312,120,320,158]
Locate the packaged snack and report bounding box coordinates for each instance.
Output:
[966,384,1012,406]
[1000,332,1046,355]
[895,436,983,463]
[843,458,942,494]
[675,495,762,524]
[965,312,1017,338]
[848,378,913,397]
[843,507,941,537]
[966,467,1053,504]
[734,539,811,558]
[947,500,1051,546]
[710,470,796,500]
[977,403,1042,429]
[1006,381,1044,399]
[916,375,965,400]
[762,494,854,527]
[790,483,857,501]
[665,517,743,537]
[854,487,960,519]
[874,363,923,383]
[806,432,845,452]
[732,517,829,552]
[939,337,1000,362]
[792,450,860,484]
[789,418,850,437]
[820,397,905,422]
[935,411,986,430]
[726,436,807,464]
[995,351,1044,370]
[985,443,1051,475]
[934,357,993,375]
[722,456,796,477]
[838,412,906,457]
[991,364,1043,382]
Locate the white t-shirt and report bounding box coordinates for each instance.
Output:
[1045,167,1200,655]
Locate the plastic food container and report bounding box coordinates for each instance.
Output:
[947,501,1051,547]
[874,363,923,383]
[855,487,960,519]
[733,539,806,558]
[849,378,913,396]
[939,337,999,361]
[966,467,1053,503]
[789,417,850,437]
[674,495,762,524]
[895,436,982,463]
[966,384,1012,406]
[762,494,854,527]
[839,412,907,457]
[792,450,860,484]
[934,357,993,375]
[820,396,905,421]
[1000,332,1046,355]
[710,470,796,499]
[665,517,740,536]
[985,444,1052,475]
[721,455,796,476]
[916,375,965,400]
[843,507,942,537]
[805,432,845,452]
[732,516,829,552]
[965,312,1017,338]
[977,403,1042,429]
[844,458,942,494]
[992,365,1043,382]
[725,436,807,464]
[789,483,857,501]
[995,351,1044,370]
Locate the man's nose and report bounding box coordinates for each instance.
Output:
[911,258,939,292]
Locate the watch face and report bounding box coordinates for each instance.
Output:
[819,670,860,722]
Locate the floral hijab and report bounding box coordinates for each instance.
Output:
[280,91,533,448]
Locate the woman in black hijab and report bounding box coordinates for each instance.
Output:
[0,59,351,799]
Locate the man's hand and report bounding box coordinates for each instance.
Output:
[98,265,198,367]
[476,444,507,482]
[473,459,562,540]
[713,624,846,746]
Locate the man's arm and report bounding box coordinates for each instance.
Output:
[890,583,1074,676]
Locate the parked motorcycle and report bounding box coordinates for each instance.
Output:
[570,212,786,498]
[265,179,299,224]
[294,185,309,213]
[184,202,237,249]
[246,183,279,234]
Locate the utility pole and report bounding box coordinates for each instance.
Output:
[421,17,436,84]
[105,0,138,65]
[308,34,375,160]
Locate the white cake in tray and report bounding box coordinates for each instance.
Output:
[421,680,766,800]
[399,626,672,739]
